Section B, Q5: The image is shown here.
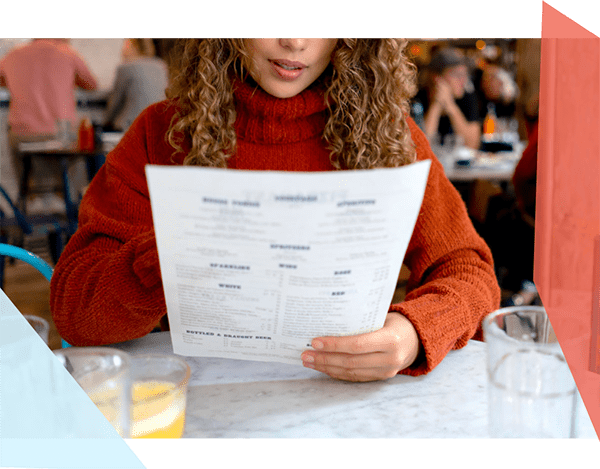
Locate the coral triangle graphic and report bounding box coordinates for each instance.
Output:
[536,1,600,439]
[543,2,597,38]
[0,289,145,468]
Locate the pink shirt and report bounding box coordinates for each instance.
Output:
[0,40,98,136]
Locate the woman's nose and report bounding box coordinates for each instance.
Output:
[279,39,308,51]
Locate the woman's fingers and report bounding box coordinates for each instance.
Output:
[310,329,385,355]
[301,351,406,382]
[302,350,384,370]
[314,364,399,382]
[301,313,421,382]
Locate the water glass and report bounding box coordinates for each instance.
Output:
[24,314,49,344]
[56,118,78,148]
[54,347,132,437]
[128,354,191,438]
[483,306,578,438]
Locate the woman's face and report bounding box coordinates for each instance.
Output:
[245,39,337,98]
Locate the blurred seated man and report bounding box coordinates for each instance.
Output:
[415,48,481,149]
[0,39,98,138]
[0,39,98,213]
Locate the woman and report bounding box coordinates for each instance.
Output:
[51,39,500,382]
[103,38,169,132]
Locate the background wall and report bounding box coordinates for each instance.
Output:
[69,38,124,91]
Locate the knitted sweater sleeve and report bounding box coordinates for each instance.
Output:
[390,120,501,376]
[50,104,172,346]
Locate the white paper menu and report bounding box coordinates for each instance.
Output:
[146,161,430,365]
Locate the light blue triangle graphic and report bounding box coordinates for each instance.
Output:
[0,289,145,468]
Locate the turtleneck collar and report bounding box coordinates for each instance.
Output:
[233,78,328,145]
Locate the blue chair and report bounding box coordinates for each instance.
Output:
[0,242,70,348]
[0,185,66,287]
[0,243,53,281]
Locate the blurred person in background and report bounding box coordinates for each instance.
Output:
[476,42,538,296]
[103,39,169,132]
[414,47,481,149]
[0,38,98,213]
[474,60,518,121]
[512,124,537,220]
[515,39,541,141]
[482,96,538,295]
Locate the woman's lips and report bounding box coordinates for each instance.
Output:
[270,59,306,81]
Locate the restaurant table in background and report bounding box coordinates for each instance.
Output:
[431,139,525,228]
[433,140,525,183]
[100,131,124,153]
[112,331,596,438]
[18,142,97,235]
[17,133,123,235]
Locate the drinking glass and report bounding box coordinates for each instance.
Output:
[56,119,72,146]
[128,354,191,438]
[483,306,578,438]
[54,347,131,437]
[24,314,49,344]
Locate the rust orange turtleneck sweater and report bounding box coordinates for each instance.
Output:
[50,79,500,376]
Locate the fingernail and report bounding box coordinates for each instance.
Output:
[301,353,314,363]
[312,340,324,350]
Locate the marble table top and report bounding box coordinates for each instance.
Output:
[113,332,597,439]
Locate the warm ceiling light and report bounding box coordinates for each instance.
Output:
[410,44,422,56]
[476,40,486,50]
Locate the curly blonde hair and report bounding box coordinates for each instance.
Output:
[166,39,418,169]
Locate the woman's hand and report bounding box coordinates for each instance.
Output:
[300,312,421,382]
